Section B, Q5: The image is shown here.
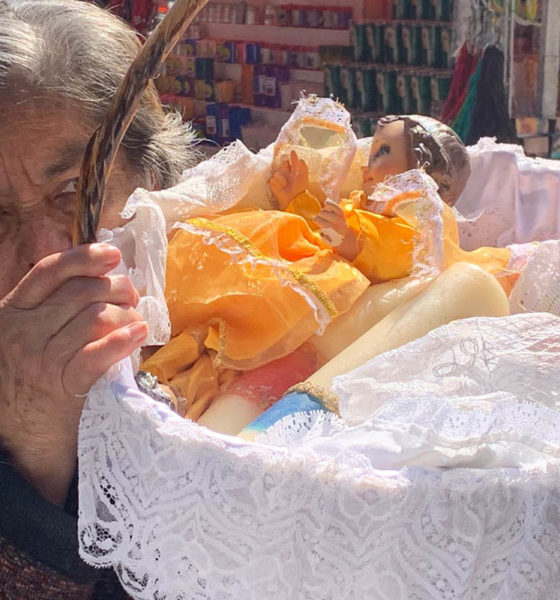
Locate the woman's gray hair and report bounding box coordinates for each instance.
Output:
[0,0,197,189]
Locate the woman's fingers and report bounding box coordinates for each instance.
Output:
[45,302,144,364]
[62,321,149,396]
[10,244,122,309]
[45,302,146,396]
[45,274,139,319]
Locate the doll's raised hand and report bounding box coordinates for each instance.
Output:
[269,150,309,209]
[314,199,362,261]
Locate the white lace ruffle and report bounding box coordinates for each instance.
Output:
[273,95,358,203]
[98,193,170,346]
[510,240,560,316]
[79,314,560,600]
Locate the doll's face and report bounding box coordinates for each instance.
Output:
[362,119,411,196]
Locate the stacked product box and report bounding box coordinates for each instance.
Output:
[193,2,353,29]
[157,37,322,111]
[205,103,252,144]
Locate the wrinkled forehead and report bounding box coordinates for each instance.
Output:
[0,101,94,186]
[0,98,91,138]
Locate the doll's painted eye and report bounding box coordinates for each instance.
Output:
[374,145,391,159]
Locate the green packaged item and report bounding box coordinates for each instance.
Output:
[367,22,385,64]
[353,115,374,139]
[355,65,378,112]
[436,26,453,69]
[340,65,358,109]
[398,23,419,66]
[351,22,370,62]
[438,0,454,21]
[195,57,214,80]
[419,24,436,68]
[384,23,398,65]
[410,73,432,114]
[324,64,346,104]
[376,69,398,114]
[393,0,414,19]
[360,116,375,138]
[420,0,436,19]
[396,72,414,114]
[431,73,452,114]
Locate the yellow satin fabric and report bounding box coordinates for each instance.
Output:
[142,185,512,416]
[143,208,369,402]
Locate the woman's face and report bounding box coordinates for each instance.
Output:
[362,119,411,196]
[0,102,141,298]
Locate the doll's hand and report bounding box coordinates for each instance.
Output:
[269,151,309,210]
[314,200,362,261]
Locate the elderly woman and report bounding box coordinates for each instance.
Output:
[0,0,194,597]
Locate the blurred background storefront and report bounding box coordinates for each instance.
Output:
[100,0,560,156]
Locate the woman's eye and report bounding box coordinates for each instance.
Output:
[53,179,78,212]
[374,145,391,159]
[58,178,78,195]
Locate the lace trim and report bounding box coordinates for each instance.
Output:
[286,382,340,415]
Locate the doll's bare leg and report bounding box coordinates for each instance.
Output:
[311,276,431,363]
[308,262,510,390]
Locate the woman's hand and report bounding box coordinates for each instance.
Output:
[269,151,310,209]
[314,200,362,261]
[0,243,148,505]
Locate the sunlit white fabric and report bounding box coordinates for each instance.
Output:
[79,314,560,600]
[456,138,560,249]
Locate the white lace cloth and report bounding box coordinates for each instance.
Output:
[79,313,560,600]
[456,138,560,249]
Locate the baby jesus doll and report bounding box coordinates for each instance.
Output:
[270,114,510,286]
[142,110,515,434]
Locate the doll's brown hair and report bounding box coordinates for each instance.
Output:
[376,115,470,206]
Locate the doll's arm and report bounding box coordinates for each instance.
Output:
[314,200,362,261]
[315,200,416,282]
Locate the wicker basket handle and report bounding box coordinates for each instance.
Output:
[73,0,209,246]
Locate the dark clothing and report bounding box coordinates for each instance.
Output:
[0,449,128,599]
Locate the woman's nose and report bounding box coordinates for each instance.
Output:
[21,219,73,270]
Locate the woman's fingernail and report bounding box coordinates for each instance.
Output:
[128,321,148,343]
